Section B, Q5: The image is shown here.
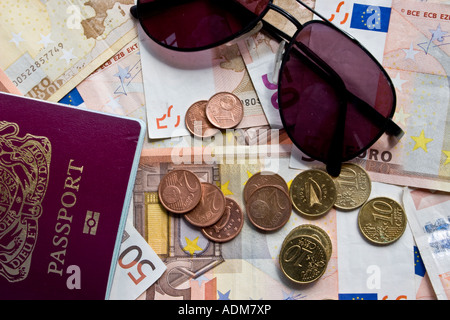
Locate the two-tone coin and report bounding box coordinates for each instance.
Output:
[290,169,337,218]
[246,185,291,231]
[357,197,407,245]
[205,92,244,129]
[333,163,371,210]
[185,100,220,138]
[158,169,202,214]
[202,197,244,242]
[243,171,289,203]
[184,182,226,227]
[279,235,328,284]
[283,224,332,262]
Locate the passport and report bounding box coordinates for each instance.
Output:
[0,92,145,299]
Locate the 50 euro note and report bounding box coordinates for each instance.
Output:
[403,187,450,300]
[110,204,166,300]
[0,0,137,102]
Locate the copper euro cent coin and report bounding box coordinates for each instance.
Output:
[158,169,202,214]
[246,185,291,231]
[243,171,289,203]
[184,182,226,227]
[185,100,220,138]
[205,92,244,129]
[202,197,244,242]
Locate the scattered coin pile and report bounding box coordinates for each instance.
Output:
[185,92,244,138]
[157,163,408,284]
[158,169,244,243]
[279,224,332,284]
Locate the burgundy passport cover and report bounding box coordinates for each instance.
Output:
[0,92,145,299]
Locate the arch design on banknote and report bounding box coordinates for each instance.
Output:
[0,121,51,282]
[133,162,224,299]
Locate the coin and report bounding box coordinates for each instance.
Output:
[279,235,328,284]
[290,169,337,218]
[246,185,291,231]
[202,197,244,242]
[243,171,288,203]
[184,182,226,227]
[357,197,407,245]
[333,163,371,210]
[205,92,244,129]
[185,100,220,138]
[158,169,202,214]
[283,224,332,262]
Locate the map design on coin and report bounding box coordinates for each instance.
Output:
[158,169,202,214]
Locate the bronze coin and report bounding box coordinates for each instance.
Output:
[205,92,244,129]
[246,185,292,231]
[158,169,202,214]
[243,171,288,203]
[184,182,226,227]
[185,100,220,138]
[201,197,244,242]
[279,235,328,284]
[290,169,337,218]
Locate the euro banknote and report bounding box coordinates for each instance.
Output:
[243,0,450,192]
[130,149,420,300]
[0,0,137,102]
[110,205,166,300]
[403,187,450,300]
[137,24,269,140]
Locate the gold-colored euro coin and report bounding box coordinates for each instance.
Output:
[358,197,407,245]
[283,224,332,262]
[333,163,371,210]
[290,169,336,218]
[279,235,328,284]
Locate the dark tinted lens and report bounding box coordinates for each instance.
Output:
[136,0,270,50]
[278,21,395,164]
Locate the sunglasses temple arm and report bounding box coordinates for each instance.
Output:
[291,42,346,176]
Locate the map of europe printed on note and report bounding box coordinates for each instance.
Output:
[0,0,137,101]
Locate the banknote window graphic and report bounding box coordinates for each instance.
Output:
[156,105,181,130]
[0,121,51,282]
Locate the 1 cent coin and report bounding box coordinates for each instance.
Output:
[184,182,226,227]
[185,100,220,138]
[158,169,202,214]
[290,169,337,218]
[358,197,407,245]
[205,92,243,129]
[202,197,244,242]
[246,185,291,231]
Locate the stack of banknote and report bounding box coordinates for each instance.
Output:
[0,0,448,300]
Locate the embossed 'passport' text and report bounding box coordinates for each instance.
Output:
[47,159,84,277]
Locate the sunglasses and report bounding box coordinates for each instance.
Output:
[131,0,404,176]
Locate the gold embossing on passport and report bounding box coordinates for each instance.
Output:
[0,121,51,282]
[83,211,100,235]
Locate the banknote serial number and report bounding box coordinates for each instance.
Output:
[12,43,64,87]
